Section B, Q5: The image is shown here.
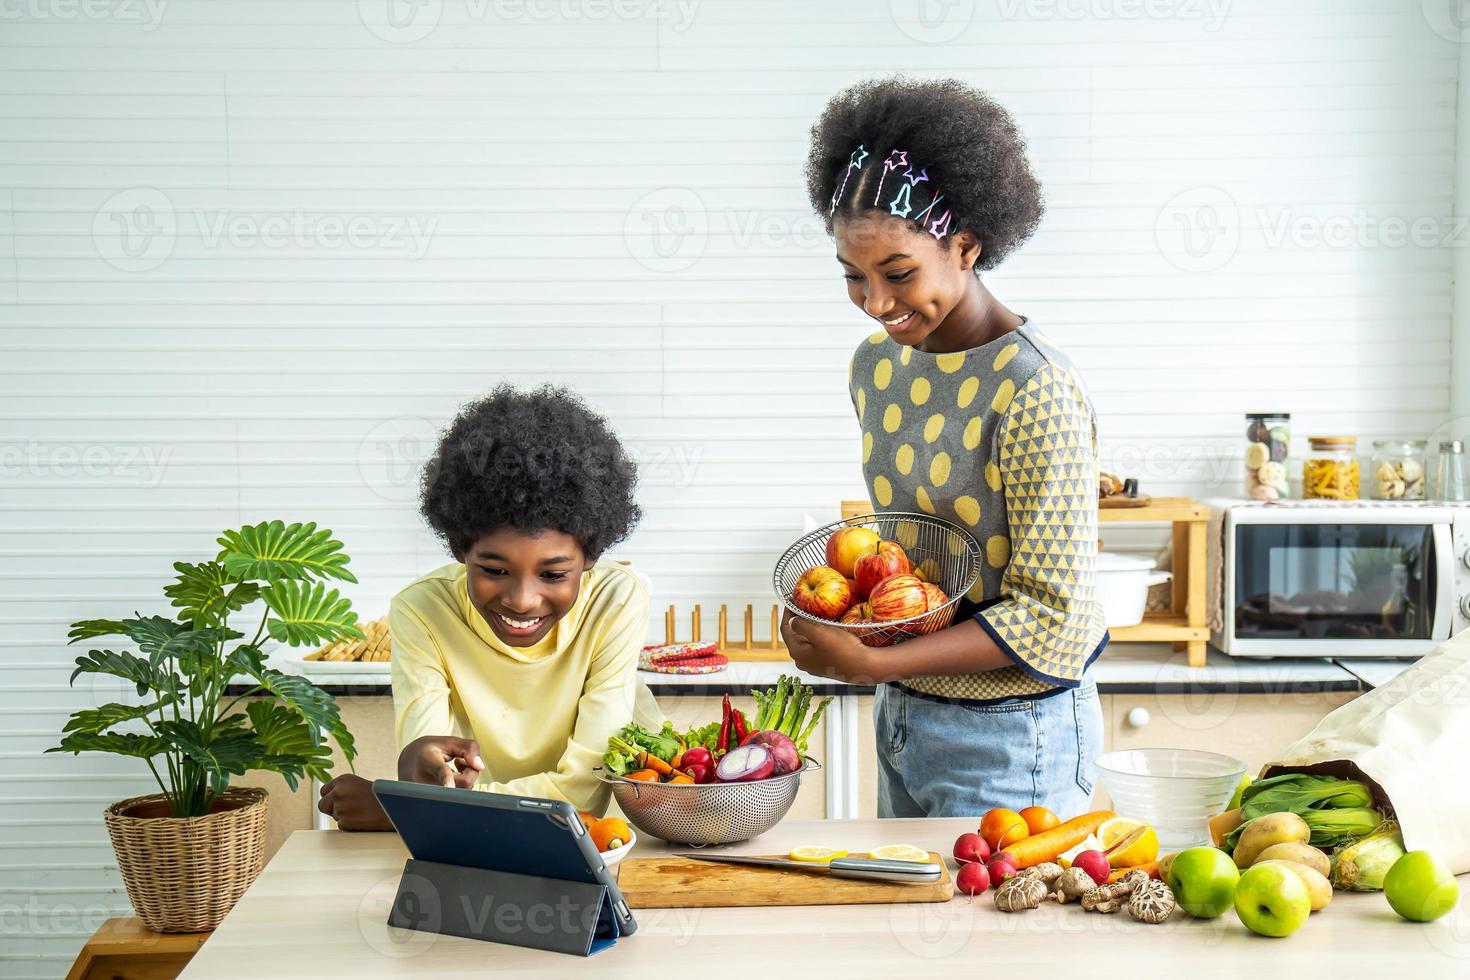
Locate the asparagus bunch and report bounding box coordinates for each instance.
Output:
[750,675,833,754]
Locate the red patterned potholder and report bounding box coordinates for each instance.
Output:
[638,641,728,674]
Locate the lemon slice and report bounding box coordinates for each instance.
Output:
[1097,816,1159,868]
[869,843,932,863]
[788,845,848,863]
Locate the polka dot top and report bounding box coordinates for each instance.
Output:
[848,320,1109,703]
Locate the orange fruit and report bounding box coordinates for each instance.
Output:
[590,816,632,852]
[1018,805,1060,836]
[577,810,597,831]
[979,808,1029,851]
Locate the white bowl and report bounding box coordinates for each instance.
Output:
[597,829,637,869]
[1095,748,1247,851]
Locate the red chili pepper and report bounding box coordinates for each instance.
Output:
[731,707,749,744]
[717,694,732,753]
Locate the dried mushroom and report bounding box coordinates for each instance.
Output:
[1017,862,1064,887]
[1081,870,1150,913]
[1051,866,1097,904]
[1127,879,1176,924]
[994,875,1048,912]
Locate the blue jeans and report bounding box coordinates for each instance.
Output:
[874,676,1104,818]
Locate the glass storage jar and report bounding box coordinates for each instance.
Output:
[1370,439,1426,500]
[1303,436,1359,500]
[1244,412,1290,500]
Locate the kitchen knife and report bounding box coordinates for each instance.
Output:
[676,852,942,884]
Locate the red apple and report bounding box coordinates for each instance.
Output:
[792,566,852,620]
[867,574,928,621]
[922,582,949,610]
[877,540,912,573]
[853,548,907,600]
[839,602,872,624]
[824,526,880,578]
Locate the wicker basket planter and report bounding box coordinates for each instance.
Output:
[103,786,269,933]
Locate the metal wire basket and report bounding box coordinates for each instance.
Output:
[600,759,821,845]
[773,512,982,647]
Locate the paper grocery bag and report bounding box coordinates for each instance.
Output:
[1259,628,1470,874]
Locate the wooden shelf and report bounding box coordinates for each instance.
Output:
[1099,496,1210,523]
[1110,614,1209,644]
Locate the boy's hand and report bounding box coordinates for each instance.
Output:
[399,735,484,789]
[783,610,875,684]
[317,774,394,831]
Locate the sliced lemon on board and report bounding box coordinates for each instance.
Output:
[868,844,932,863]
[788,846,848,863]
[1097,816,1159,868]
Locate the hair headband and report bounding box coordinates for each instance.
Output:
[828,144,957,240]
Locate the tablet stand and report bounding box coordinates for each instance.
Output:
[387,858,621,956]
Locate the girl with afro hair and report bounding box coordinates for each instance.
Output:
[783,78,1108,819]
[318,385,660,829]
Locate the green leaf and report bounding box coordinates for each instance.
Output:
[164,561,261,627]
[158,720,258,784]
[261,580,363,648]
[68,649,165,696]
[122,616,227,672]
[246,701,334,786]
[67,619,128,644]
[47,731,170,759]
[252,670,356,766]
[62,699,174,736]
[216,520,357,584]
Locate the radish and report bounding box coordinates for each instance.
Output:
[684,763,714,784]
[680,746,713,771]
[956,861,990,896]
[739,729,801,776]
[715,743,775,782]
[953,832,989,865]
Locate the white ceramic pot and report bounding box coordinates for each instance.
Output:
[1096,552,1172,628]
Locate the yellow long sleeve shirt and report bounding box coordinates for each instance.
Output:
[388,559,656,814]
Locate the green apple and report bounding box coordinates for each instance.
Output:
[1384,851,1460,923]
[1168,846,1240,918]
[1228,774,1252,811]
[1234,863,1311,938]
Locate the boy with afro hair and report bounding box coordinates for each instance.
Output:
[318,384,659,829]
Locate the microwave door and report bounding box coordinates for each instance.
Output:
[1232,522,1438,647]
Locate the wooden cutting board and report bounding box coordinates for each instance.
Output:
[1100,494,1152,508]
[616,852,954,908]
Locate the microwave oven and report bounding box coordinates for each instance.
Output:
[1212,500,1470,658]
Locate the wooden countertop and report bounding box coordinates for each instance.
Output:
[253,643,1372,698]
[179,818,1469,979]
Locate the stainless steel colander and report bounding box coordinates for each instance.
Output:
[600,759,821,845]
[773,512,982,647]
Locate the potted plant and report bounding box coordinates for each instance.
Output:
[48,520,363,933]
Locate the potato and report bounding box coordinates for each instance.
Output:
[1257,860,1333,911]
[1156,851,1180,883]
[1232,811,1310,868]
[1253,841,1330,879]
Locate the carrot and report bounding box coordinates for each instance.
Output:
[1004,810,1115,868]
[1107,862,1158,883]
[624,769,660,782]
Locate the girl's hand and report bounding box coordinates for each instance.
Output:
[399,735,485,788]
[317,774,394,831]
[783,610,875,683]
